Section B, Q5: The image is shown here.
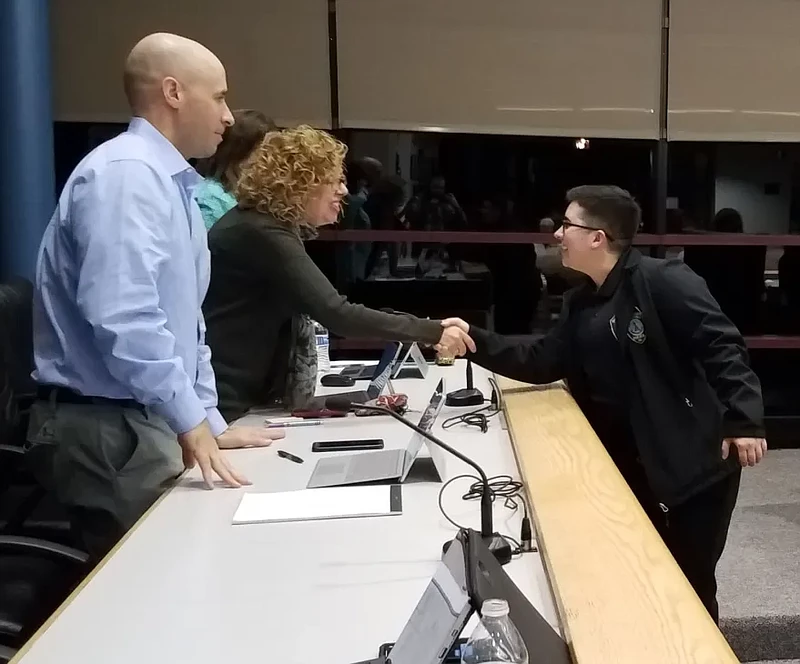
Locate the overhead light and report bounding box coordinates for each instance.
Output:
[575,138,590,150]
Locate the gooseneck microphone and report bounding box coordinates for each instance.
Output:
[325,396,513,565]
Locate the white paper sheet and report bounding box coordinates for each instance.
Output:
[232,485,399,525]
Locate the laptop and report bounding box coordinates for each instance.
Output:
[340,342,428,382]
[351,529,473,664]
[391,342,429,380]
[339,361,381,381]
[352,528,570,664]
[304,342,402,411]
[339,341,401,381]
[306,379,446,489]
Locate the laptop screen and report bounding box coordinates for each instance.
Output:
[400,379,445,479]
[416,379,445,432]
[367,343,403,398]
[382,532,472,664]
[392,342,414,371]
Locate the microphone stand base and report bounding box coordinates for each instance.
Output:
[444,388,484,408]
[442,533,513,566]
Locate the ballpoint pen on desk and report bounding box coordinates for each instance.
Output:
[265,420,323,429]
[277,450,304,464]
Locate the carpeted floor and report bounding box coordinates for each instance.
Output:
[718,450,800,663]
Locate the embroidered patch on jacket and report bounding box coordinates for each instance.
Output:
[627,307,646,344]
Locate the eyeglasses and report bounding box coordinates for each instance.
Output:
[559,219,616,242]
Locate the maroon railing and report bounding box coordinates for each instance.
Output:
[317,230,800,350]
[744,336,800,350]
[316,230,800,246]
[331,337,800,351]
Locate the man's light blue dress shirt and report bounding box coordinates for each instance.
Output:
[33,117,227,437]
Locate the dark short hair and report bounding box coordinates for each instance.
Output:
[346,157,383,191]
[363,174,407,221]
[566,185,641,250]
[713,207,743,233]
[195,109,276,191]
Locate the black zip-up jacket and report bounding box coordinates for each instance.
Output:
[469,248,764,508]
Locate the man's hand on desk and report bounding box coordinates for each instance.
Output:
[177,420,252,489]
[217,426,285,449]
[435,318,475,357]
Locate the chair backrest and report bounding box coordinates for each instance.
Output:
[0,279,34,446]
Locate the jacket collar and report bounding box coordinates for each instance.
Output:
[573,247,641,300]
[566,248,645,314]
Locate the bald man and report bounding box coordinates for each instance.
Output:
[27,33,281,559]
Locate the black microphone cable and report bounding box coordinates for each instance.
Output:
[437,473,536,557]
[441,377,502,434]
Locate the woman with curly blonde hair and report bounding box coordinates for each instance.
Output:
[202,126,473,420]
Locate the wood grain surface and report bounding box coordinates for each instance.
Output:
[501,379,739,663]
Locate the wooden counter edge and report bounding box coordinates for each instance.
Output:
[498,375,739,663]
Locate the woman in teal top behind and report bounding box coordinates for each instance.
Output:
[194,109,274,230]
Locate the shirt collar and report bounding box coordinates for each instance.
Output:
[127,117,201,186]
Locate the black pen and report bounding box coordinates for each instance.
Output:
[277,449,304,464]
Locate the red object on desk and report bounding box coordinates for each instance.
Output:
[354,394,408,417]
[377,394,408,412]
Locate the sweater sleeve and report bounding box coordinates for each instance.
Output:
[242,221,443,344]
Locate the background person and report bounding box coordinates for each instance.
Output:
[193,108,275,230]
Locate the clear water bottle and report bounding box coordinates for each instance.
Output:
[313,321,331,374]
[461,599,528,664]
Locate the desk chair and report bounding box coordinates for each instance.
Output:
[0,643,16,664]
[0,447,45,533]
[0,279,71,544]
[0,283,91,652]
[0,535,89,650]
[0,278,35,445]
[0,279,39,532]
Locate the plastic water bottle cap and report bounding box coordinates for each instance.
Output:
[481,598,510,618]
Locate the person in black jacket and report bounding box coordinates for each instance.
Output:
[440,185,767,624]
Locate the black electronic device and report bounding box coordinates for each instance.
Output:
[311,439,385,453]
[305,343,401,410]
[351,528,570,664]
[445,359,484,407]
[378,639,466,662]
[321,374,356,387]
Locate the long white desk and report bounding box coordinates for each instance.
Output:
[12,363,558,664]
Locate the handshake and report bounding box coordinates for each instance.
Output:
[434,317,476,358]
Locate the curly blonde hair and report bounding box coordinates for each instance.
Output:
[235,125,348,225]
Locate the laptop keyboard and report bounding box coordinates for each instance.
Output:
[340,364,376,380]
[349,451,401,478]
[313,457,351,479]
